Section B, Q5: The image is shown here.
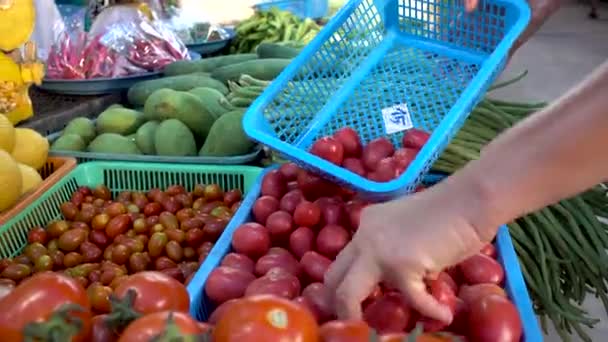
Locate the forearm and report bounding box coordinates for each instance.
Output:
[445,61,608,240]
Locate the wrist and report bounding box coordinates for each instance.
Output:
[437,162,505,242]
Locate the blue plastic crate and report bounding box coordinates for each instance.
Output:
[255,0,329,19]
[187,168,542,342]
[243,0,530,200]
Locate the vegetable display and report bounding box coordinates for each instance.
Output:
[0,182,243,294]
[232,8,321,53]
[310,127,430,182]
[203,164,524,341]
[431,73,608,342]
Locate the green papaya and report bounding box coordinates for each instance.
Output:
[154,119,197,157]
[187,87,231,119]
[199,109,254,157]
[88,133,141,155]
[143,89,215,140]
[50,134,86,152]
[96,108,144,135]
[135,121,160,155]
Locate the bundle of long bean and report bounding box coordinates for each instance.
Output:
[434,74,608,342]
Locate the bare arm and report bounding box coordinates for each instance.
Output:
[447,60,608,240]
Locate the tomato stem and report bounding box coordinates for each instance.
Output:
[104,289,143,332]
[149,312,213,342]
[22,304,85,342]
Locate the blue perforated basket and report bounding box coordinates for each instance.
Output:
[188,168,542,342]
[243,0,531,200]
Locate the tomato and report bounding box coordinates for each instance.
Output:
[458,283,507,306]
[89,314,118,342]
[363,292,412,334]
[114,272,190,315]
[380,333,459,341]
[310,137,345,165]
[467,294,522,342]
[319,320,371,342]
[479,244,497,259]
[117,311,209,342]
[402,128,430,149]
[0,272,92,341]
[213,295,319,342]
[333,128,362,157]
[458,253,505,285]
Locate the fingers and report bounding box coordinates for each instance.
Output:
[333,256,381,319]
[324,243,357,292]
[394,272,453,324]
[465,0,479,12]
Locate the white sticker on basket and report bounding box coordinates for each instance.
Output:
[381,104,413,134]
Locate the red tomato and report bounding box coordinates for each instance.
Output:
[458,283,507,306]
[479,244,497,259]
[437,271,458,294]
[89,314,118,342]
[117,311,209,341]
[319,320,371,342]
[213,295,319,342]
[294,201,322,228]
[114,272,190,315]
[0,272,92,341]
[363,292,412,334]
[361,138,395,171]
[402,128,430,149]
[422,278,457,332]
[311,137,345,165]
[342,158,366,176]
[458,253,505,285]
[467,294,522,342]
[380,333,459,341]
[333,127,362,157]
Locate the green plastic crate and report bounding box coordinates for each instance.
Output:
[0,161,263,259]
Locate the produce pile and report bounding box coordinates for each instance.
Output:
[0,114,49,212]
[203,162,524,341]
[47,21,190,80]
[0,182,243,288]
[309,127,430,182]
[0,270,212,341]
[50,41,310,158]
[232,8,322,53]
[433,74,608,342]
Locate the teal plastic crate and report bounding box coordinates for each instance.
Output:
[0,162,263,261]
[46,131,263,165]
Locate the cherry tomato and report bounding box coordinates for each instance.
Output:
[213,295,319,342]
[319,320,371,342]
[311,137,345,165]
[0,272,92,341]
[114,271,190,315]
[363,292,412,334]
[467,294,522,342]
[117,311,209,342]
[89,314,119,342]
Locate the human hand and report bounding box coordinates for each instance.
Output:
[465,0,560,53]
[324,181,490,323]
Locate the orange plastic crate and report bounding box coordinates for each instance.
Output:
[0,156,77,226]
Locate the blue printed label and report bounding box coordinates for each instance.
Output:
[381,103,413,134]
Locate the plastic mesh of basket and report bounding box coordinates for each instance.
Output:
[243,0,530,200]
[0,162,263,260]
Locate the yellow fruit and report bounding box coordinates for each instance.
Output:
[0,114,15,151]
[0,0,36,51]
[11,128,48,170]
[17,162,41,195]
[0,150,22,211]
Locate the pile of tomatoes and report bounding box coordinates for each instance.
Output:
[0,183,243,308]
[0,271,210,341]
[309,127,430,182]
[204,163,524,342]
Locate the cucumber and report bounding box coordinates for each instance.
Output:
[211,59,293,83]
[163,54,258,76]
[127,73,228,107]
[256,43,302,59]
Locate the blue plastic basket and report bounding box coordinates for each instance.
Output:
[243,0,530,200]
[187,169,542,342]
[254,0,329,19]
